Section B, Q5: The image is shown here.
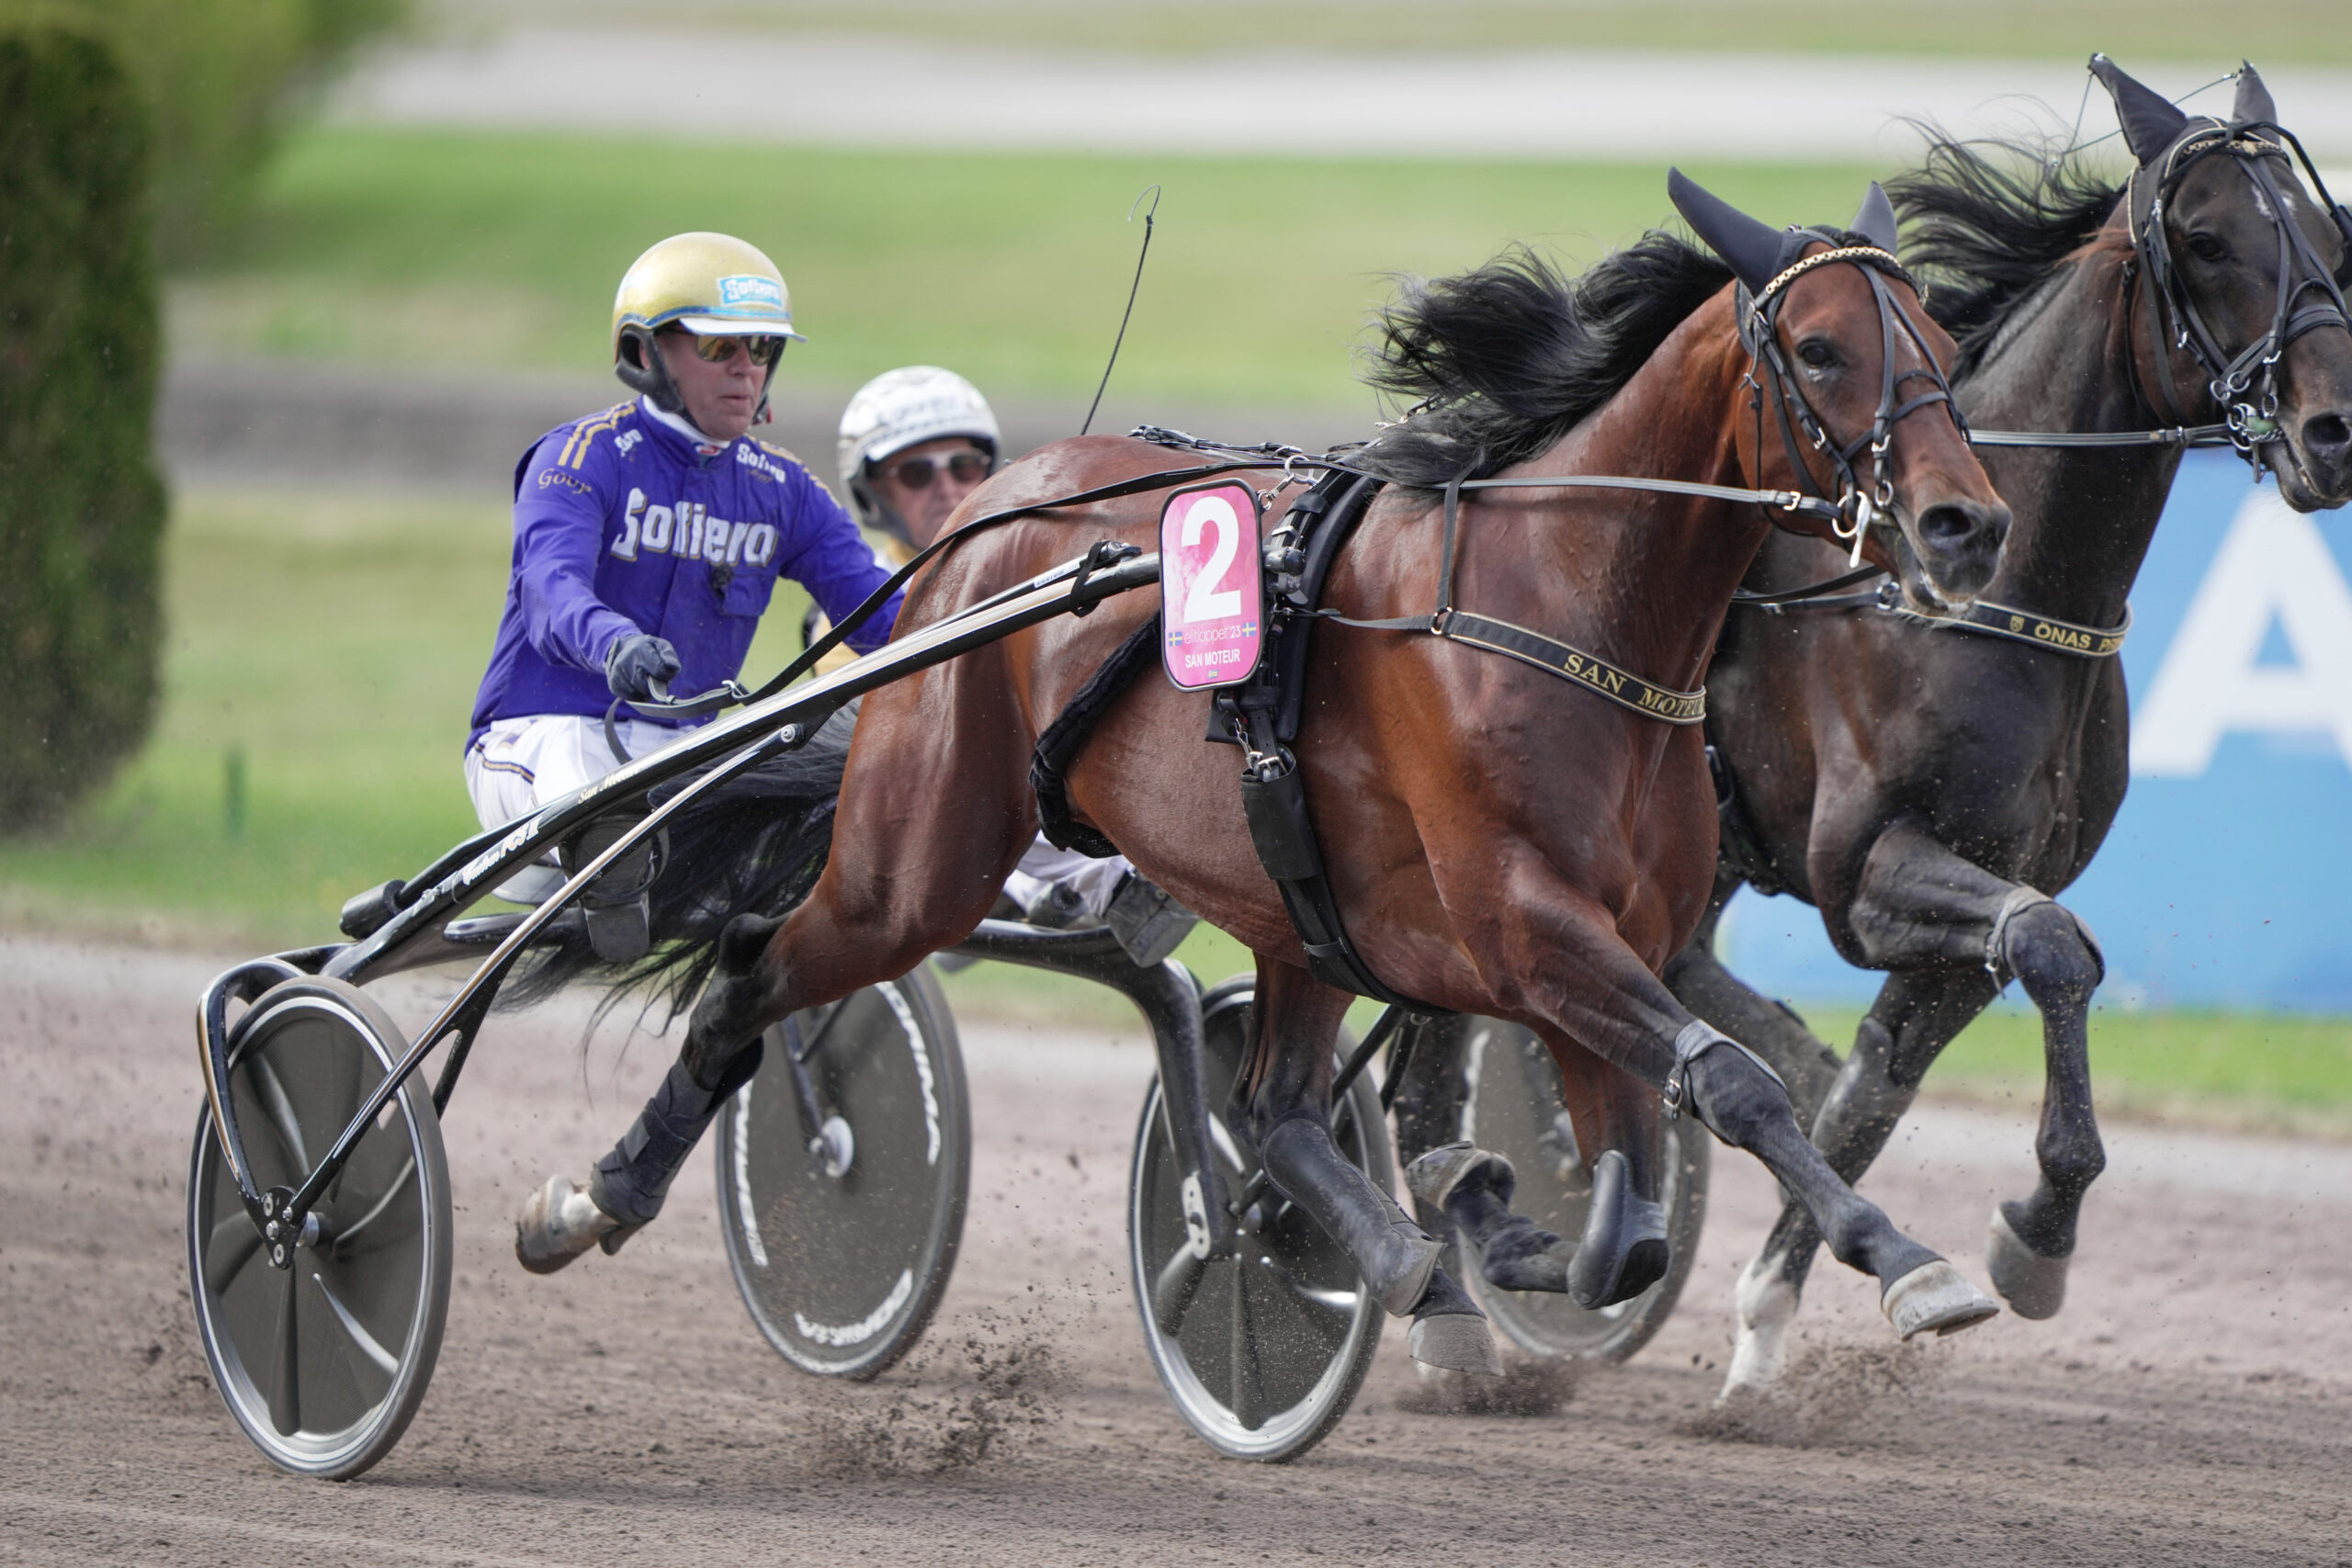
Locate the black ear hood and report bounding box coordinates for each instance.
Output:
[2231,61,2278,128]
[1668,167,1808,295]
[2091,53,2191,165]
[1849,182,1899,254]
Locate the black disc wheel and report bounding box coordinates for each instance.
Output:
[1439,1017,1709,1362]
[715,967,969,1379]
[1128,978,1386,1462]
[187,977,452,1479]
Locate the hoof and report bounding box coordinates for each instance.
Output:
[1881,1259,2000,1342]
[1408,1312,1503,1376]
[1985,1206,2070,1320]
[514,1174,622,1275]
[1722,1255,1798,1399]
[1408,1268,1503,1374]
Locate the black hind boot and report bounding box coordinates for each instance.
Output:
[1565,1148,1670,1309]
[590,1042,766,1232]
[1404,1142,1571,1293]
[1258,1115,1443,1317]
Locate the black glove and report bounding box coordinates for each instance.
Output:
[605,634,681,702]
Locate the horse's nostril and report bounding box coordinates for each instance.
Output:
[1920,502,1984,546]
[2301,412,2352,464]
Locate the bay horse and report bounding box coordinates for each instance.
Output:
[536,174,2012,1375]
[1664,61,2352,1398]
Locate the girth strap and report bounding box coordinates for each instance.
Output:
[1030,613,1162,858]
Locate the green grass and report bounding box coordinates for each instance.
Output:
[170,129,1887,407]
[1786,1004,2352,1137]
[454,0,2352,67]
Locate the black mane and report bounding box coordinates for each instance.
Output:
[1887,130,2125,375]
[1358,232,1733,489]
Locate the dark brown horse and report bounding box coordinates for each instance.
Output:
[557,175,2013,1373]
[1666,62,2352,1397]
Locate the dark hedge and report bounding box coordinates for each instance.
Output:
[0,25,166,828]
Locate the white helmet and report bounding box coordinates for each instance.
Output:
[837,367,1001,535]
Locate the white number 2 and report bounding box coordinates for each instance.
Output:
[1181,496,1244,622]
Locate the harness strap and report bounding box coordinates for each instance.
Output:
[1029,613,1162,858]
[1325,607,1709,724]
[1903,598,2132,658]
[1737,580,2132,659]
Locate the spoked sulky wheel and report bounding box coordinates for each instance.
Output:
[187,977,452,1479]
[1128,978,1388,1462]
[1435,1015,1710,1363]
[715,966,970,1380]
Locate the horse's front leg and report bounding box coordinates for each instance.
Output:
[1505,887,1999,1345]
[1723,964,1996,1397]
[1661,858,1847,1126]
[1844,822,2109,1320]
[1242,963,1500,1374]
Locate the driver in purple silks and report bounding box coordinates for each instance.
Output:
[464,233,901,940]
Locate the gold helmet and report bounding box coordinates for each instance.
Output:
[609,232,804,414]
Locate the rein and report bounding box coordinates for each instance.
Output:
[619,457,1288,724]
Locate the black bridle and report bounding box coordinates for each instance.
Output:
[2129,118,2352,472]
[1973,112,2352,467]
[1737,239,1965,566]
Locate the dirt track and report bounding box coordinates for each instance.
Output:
[5,932,2351,1566]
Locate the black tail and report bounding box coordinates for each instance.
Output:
[497,701,859,1026]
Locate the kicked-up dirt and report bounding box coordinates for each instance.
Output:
[4,932,2350,1566]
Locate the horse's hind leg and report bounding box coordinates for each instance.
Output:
[1392,1016,1574,1297]
[1242,964,1500,1374]
[1722,965,1996,1396]
[518,682,1033,1275]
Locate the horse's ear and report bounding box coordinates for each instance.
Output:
[1850,182,1899,254]
[1668,167,1788,296]
[2231,62,2277,127]
[2090,53,2189,165]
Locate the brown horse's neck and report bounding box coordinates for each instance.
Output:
[1962,232,2185,627]
[1475,288,1772,700]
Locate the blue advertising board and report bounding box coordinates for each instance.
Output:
[1716,449,2352,1011]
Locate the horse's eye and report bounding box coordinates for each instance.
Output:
[1796,340,1837,369]
[2185,231,2230,264]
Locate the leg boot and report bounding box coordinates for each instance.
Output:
[1259,1115,1442,1317]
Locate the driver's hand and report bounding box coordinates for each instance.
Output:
[605,634,681,701]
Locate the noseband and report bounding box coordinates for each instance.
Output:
[1739,238,1966,566]
[2128,118,2352,470]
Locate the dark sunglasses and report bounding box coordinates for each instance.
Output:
[888,451,992,489]
[682,333,786,367]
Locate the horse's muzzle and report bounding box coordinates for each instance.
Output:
[1912,495,2009,604]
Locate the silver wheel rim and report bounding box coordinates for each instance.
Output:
[186,982,450,1478]
[1127,990,1385,1461]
